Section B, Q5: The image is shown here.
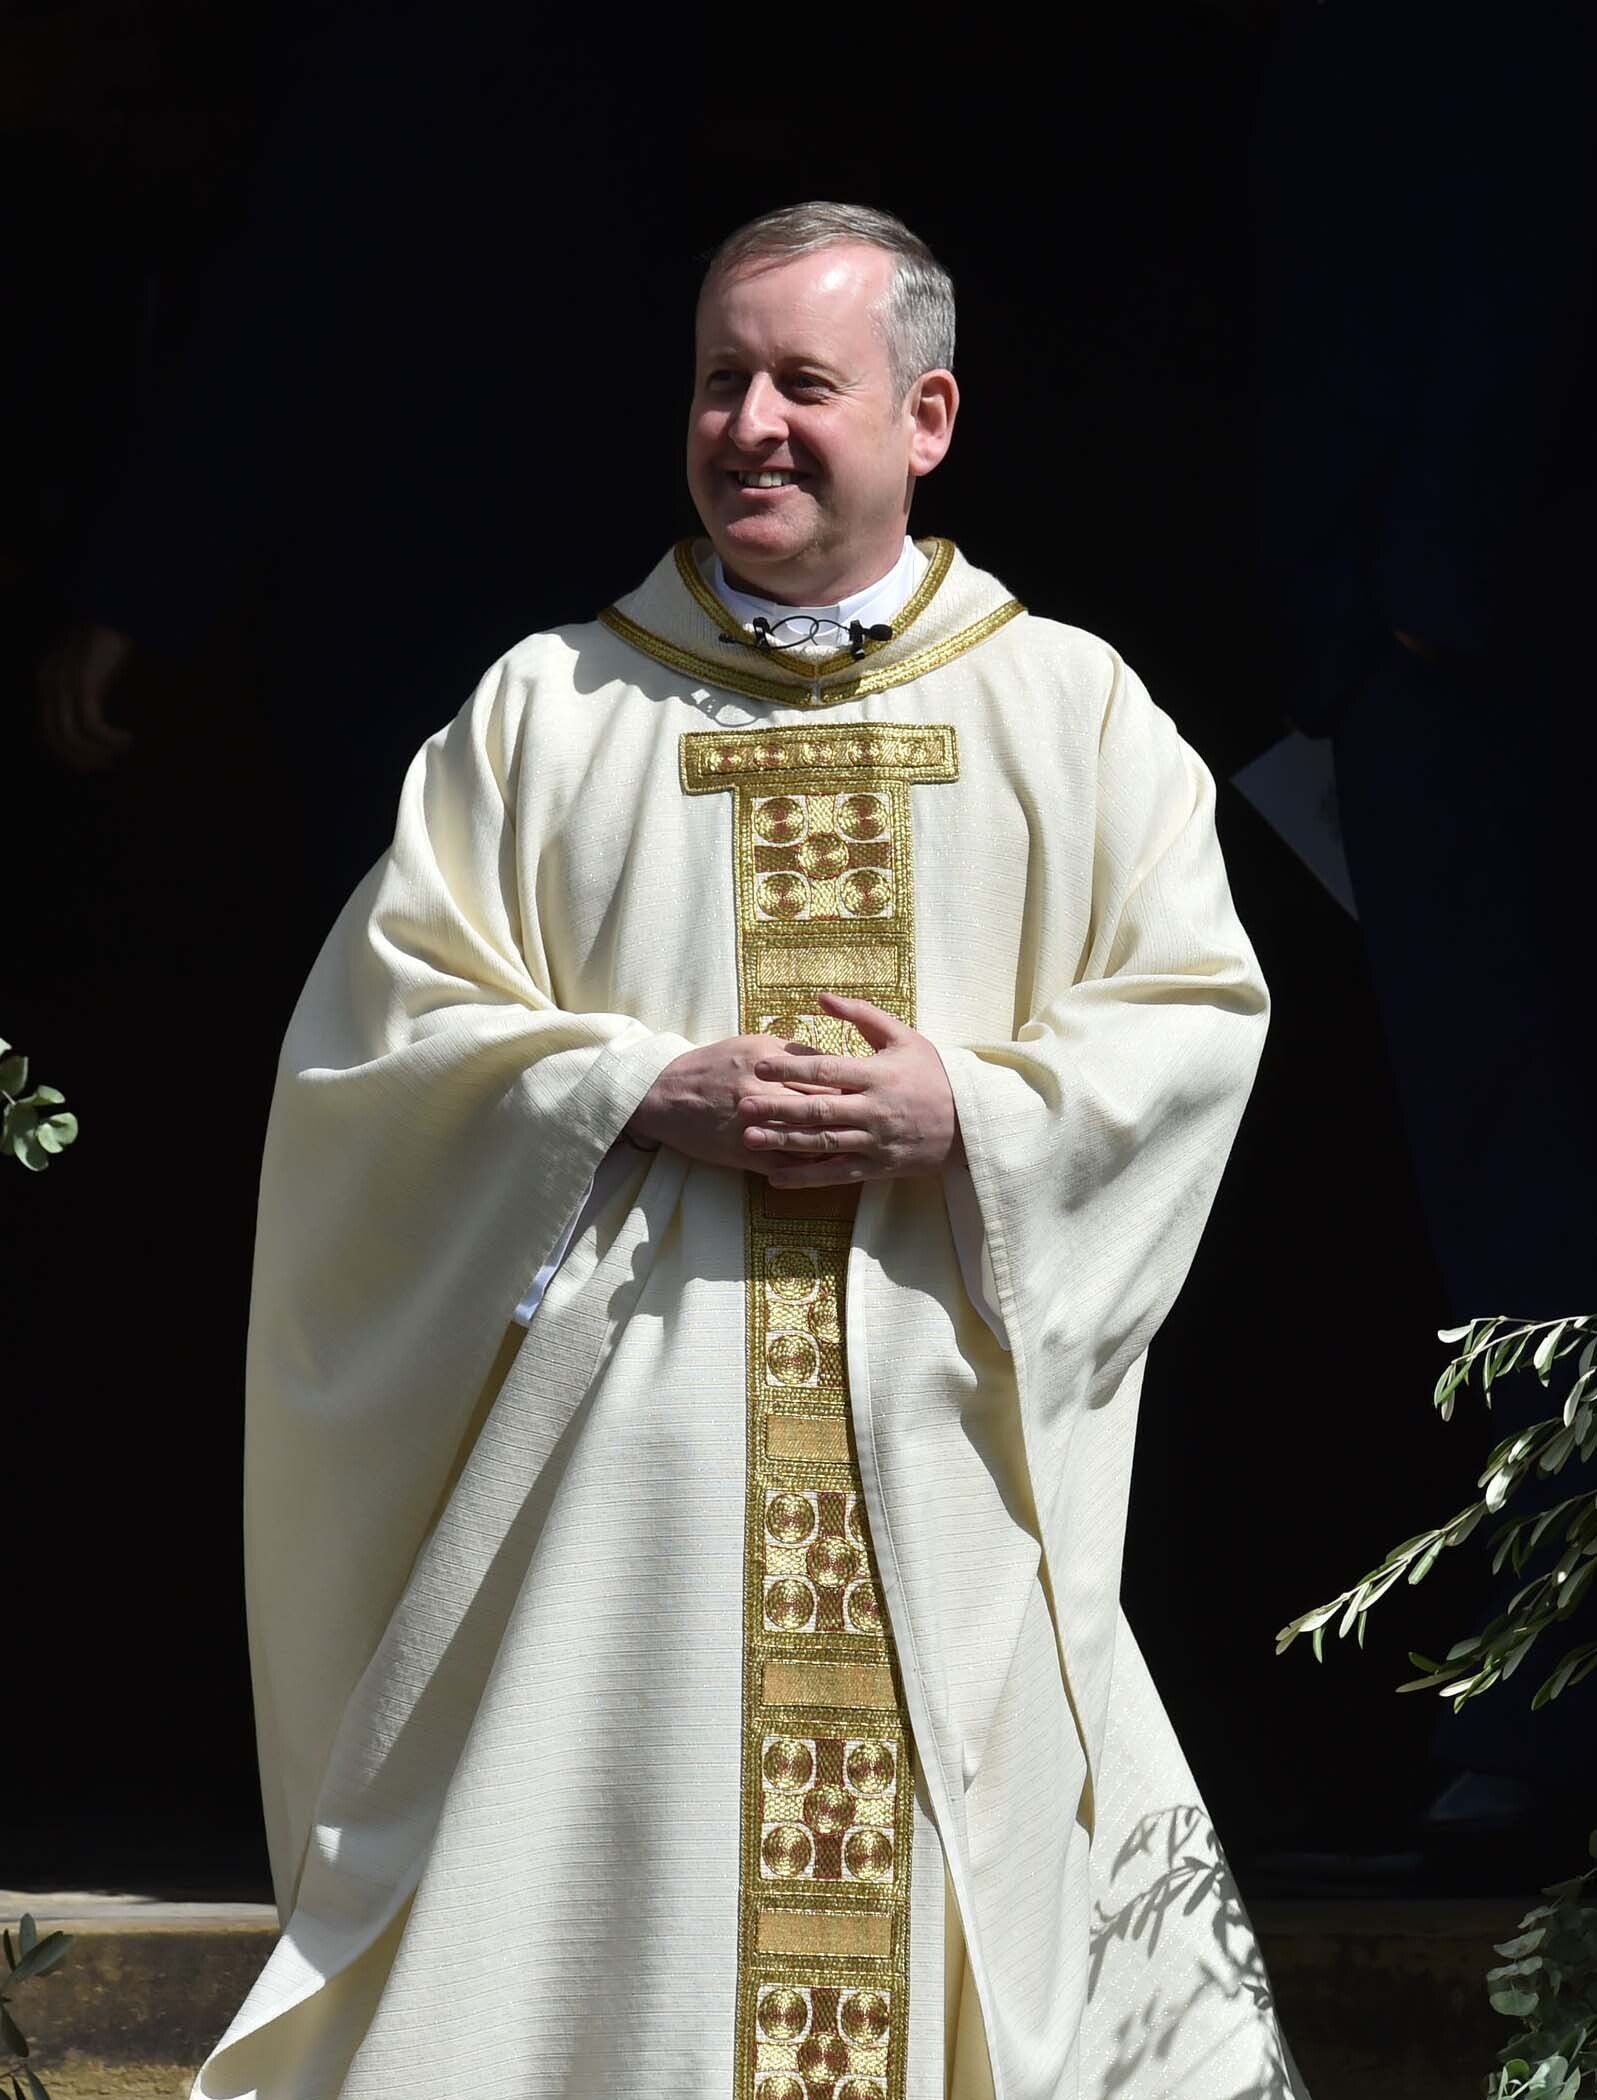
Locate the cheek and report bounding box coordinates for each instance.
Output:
[688,409,728,464]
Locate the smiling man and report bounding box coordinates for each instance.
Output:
[197,204,1304,2099]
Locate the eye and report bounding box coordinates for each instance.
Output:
[703,369,744,392]
[787,373,830,397]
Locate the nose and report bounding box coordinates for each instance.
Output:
[728,371,788,451]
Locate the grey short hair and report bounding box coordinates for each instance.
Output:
[701,202,956,402]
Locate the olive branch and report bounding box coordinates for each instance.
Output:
[1277,1313,1597,2093]
[1,1914,73,2098]
[1277,1316,1597,1712]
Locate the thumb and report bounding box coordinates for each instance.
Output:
[817,992,909,1052]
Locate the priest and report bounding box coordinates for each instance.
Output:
[196,203,1304,2099]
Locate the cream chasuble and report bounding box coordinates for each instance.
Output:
[196,540,1307,2100]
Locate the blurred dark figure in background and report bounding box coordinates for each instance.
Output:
[35,2,695,938]
[1255,0,1597,1882]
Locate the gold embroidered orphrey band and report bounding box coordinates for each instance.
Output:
[683,721,960,2100]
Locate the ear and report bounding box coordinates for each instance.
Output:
[905,370,959,481]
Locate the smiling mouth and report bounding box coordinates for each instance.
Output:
[728,469,804,489]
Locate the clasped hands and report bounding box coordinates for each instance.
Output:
[627,992,962,1188]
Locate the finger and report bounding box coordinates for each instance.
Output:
[743,1124,874,1156]
[738,1090,875,1129]
[752,1053,869,1091]
[816,992,909,1051]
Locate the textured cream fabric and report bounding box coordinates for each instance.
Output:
[195,542,1303,2099]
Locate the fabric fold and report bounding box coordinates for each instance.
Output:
[930,655,1269,1814]
[245,660,691,1919]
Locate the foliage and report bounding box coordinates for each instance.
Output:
[0,1913,73,2098]
[1484,1847,1597,2098]
[1277,1317,1597,1713]
[1276,1313,1597,2096]
[0,1040,77,1173]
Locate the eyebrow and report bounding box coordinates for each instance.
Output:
[697,347,846,375]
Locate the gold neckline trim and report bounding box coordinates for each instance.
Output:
[673,536,956,682]
[599,590,1024,710]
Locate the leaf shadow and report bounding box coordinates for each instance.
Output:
[1085,1804,1300,2100]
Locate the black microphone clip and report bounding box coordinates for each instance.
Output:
[717,617,775,653]
[847,620,895,660]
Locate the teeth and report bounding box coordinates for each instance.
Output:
[737,471,798,488]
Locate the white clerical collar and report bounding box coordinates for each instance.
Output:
[711,537,926,647]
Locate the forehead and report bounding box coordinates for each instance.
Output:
[696,243,895,363]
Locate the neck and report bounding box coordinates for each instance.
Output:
[719,537,910,609]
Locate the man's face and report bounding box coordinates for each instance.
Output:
[687,244,948,605]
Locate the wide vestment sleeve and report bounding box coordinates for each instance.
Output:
[932,654,1270,1807]
[245,659,692,1919]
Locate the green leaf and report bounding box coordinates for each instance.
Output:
[18,2069,47,2100]
[0,2004,27,2057]
[1536,1323,1571,1382]
[1447,1503,1487,1546]
[0,1057,26,1097]
[0,1930,10,1971]
[1496,1927,1550,1958]
[1490,1985,1540,2017]
[17,1922,35,1960]
[1,1934,71,1989]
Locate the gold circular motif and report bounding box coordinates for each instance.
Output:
[766,1246,820,1303]
[795,831,849,879]
[839,1991,892,2047]
[761,1825,815,1880]
[839,867,892,918]
[845,1739,896,1796]
[845,1579,882,1633]
[757,1986,810,2041]
[757,2079,807,2100]
[835,793,888,842]
[762,1736,816,1791]
[806,1536,861,1590]
[846,1496,868,1547]
[808,1294,841,1344]
[837,2082,883,2100]
[765,1491,817,1544]
[756,870,809,921]
[766,1331,820,1386]
[844,1828,894,1882]
[845,738,872,767]
[764,1577,815,1631]
[802,1783,853,1835]
[753,794,806,845]
[755,741,785,770]
[796,2035,850,2083]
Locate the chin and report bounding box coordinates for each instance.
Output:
[712,514,807,575]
